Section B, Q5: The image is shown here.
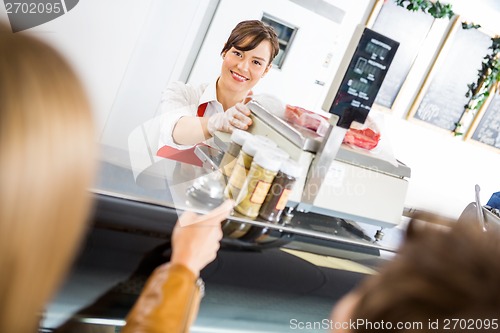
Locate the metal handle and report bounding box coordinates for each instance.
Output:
[475,184,487,231]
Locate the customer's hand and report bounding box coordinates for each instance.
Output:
[207,103,252,135]
[170,200,233,276]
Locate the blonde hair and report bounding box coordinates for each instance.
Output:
[0,24,96,332]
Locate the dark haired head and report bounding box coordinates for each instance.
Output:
[221,20,279,65]
[346,214,500,332]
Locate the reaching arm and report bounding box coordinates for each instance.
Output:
[172,116,210,146]
[121,200,233,333]
[172,103,252,146]
[158,82,206,149]
[120,263,202,333]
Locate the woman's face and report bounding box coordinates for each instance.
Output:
[219,40,272,95]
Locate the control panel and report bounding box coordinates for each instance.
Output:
[322,26,399,128]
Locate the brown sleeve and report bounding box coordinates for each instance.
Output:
[121,263,203,333]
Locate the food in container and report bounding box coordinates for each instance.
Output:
[219,129,253,177]
[234,149,282,218]
[259,158,302,222]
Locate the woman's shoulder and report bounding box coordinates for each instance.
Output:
[162,81,210,102]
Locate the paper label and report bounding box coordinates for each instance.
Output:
[276,188,292,210]
[229,161,248,189]
[250,180,272,204]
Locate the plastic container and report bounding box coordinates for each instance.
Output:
[219,130,253,177]
[224,136,276,200]
[234,150,282,218]
[222,137,277,238]
[259,159,302,222]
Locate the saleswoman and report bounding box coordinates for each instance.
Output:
[158,20,279,154]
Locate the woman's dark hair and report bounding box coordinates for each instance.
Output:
[350,214,500,332]
[221,20,279,64]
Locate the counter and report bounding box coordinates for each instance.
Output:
[97,144,403,255]
[43,144,403,332]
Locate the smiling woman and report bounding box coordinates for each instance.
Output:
[155,20,279,160]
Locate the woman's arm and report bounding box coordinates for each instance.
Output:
[172,103,252,145]
[157,82,205,149]
[172,116,210,146]
[121,200,232,333]
[120,263,202,333]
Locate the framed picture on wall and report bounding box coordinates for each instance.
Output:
[465,88,500,151]
[407,17,492,133]
[366,0,435,110]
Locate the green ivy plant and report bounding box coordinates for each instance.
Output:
[394,0,454,19]
[392,0,500,137]
[462,22,481,30]
[455,36,500,135]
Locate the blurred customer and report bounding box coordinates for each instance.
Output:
[331,214,500,332]
[0,23,96,333]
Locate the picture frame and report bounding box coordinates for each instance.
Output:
[465,87,500,151]
[365,0,435,111]
[407,16,492,133]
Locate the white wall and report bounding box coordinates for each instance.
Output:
[1,0,215,150]
[99,0,219,150]
[384,114,500,218]
[1,0,154,135]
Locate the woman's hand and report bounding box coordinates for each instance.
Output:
[207,103,253,135]
[170,200,233,276]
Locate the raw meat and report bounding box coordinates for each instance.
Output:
[284,105,328,131]
[343,128,380,150]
